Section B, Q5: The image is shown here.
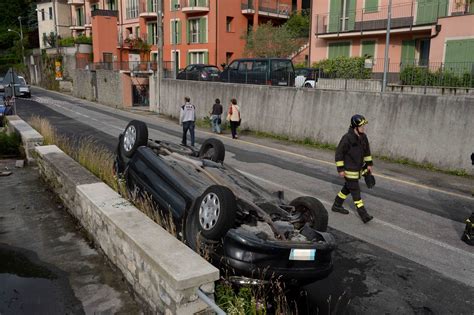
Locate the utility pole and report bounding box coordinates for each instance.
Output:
[18,17,25,64]
[156,0,163,113]
[52,0,59,54]
[382,0,392,92]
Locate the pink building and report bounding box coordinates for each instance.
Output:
[310,0,474,77]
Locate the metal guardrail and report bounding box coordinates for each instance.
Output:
[196,289,226,315]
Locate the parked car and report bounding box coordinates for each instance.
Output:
[220,58,296,87]
[295,68,320,88]
[176,64,221,81]
[115,120,336,286]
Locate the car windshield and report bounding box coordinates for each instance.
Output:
[203,66,219,73]
[18,77,26,85]
[0,77,3,83]
[295,69,309,76]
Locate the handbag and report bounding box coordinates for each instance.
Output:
[217,117,222,124]
[236,119,241,127]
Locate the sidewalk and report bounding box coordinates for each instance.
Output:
[0,159,147,314]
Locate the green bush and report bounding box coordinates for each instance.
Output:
[0,130,21,156]
[400,65,474,88]
[313,56,372,79]
[74,35,92,45]
[59,37,75,47]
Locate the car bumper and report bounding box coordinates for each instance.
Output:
[220,228,335,286]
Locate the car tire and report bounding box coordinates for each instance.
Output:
[196,185,236,240]
[121,120,148,158]
[290,196,328,232]
[304,82,313,88]
[199,138,225,163]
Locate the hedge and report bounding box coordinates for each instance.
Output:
[312,56,372,79]
[400,65,474,88]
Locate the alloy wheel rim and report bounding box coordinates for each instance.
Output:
[123,126,136,152]
[199,192,220,230]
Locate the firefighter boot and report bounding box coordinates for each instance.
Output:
[331,196,349,214]
[357,206,373,223]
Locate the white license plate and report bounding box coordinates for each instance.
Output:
[211,73,218,76]
[289,249,316,261]
[20,87,28,92]
[278,82,287,86]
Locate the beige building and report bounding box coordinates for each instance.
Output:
[36,0,72,49]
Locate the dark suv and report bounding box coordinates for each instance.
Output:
[220,58,295,86]
[177,64,221,81]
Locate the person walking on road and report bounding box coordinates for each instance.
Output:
[210,98,223,134]
[331,114,374,223]
[180,96,196,147]
[226,98,241,139]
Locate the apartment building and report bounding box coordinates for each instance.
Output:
[69,0,118,37]
[310,0,474,73]
[36,0,72,49]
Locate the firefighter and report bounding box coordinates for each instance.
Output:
[332,114,374,223]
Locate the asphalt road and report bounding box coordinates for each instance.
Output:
[13,87,474,314]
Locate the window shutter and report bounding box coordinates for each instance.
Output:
[187,52,190,65]
[361,40,375,59]
[147,24,153,44]
[204,52,209,64]
[177,21,182,44]
[365,0,378,12]
[171,21,176,44]
[199,18,207,43]
[186,20,190,43]
[401,40,416,65]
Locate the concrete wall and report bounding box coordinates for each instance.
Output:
[155,79,474,173]
[35,144,219,314]
[96,70,123,108]
[73,69,95,100]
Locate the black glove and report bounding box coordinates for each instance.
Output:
[364,172,376,189]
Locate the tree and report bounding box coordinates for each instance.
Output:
[283,9,310,38]
[243,22,304,58]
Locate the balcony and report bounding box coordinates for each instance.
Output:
[139,0,158,18]
[315,0,473,38]
[67,0,85,5]
[181,0,209,14]
[70,17,87,30]
[241,0,291,19]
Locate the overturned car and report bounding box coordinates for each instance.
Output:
[115,120,336,286]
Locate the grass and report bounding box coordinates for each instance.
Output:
[0,127,21,157]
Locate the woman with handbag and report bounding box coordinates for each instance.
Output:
[226,98,241,139]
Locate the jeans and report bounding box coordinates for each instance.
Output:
[182,121,195,146]
[211,115,221,133]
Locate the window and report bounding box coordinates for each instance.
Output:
[226,17,233,32]
[148,23,157,45]
[76,8,84,26]
[42,32,47,45]
[238,61,253,71]
[189,19,199,43]
[91,4,99,11]
[41,9,45,21]
[228,61,238,70]
[49,7,53,20]
[170,20,181,44]
[108,0,116,10]
[253,60,268,72]
[171,0,180,11]
[328,42,350,59]
[418,39,430,66]
[135,26,140,38]
[187,18,206,44]
[271,60,292,72]
[126,0,139,19]
[188,51,208,64]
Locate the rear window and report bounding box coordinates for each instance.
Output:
[253,61,268,72]
[271,60,293,72]
[203,66,219,73]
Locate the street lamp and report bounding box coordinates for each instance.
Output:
[8,28,25,65]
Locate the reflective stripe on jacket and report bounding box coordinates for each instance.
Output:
[335,128,373,179]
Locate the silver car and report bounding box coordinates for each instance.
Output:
[16,76,31,98]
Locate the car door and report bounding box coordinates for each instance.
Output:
[221,60,240,83]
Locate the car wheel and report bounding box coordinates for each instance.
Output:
[290,196,328,232]
[196,185,236,240]
[304,82,313,88]
[199,138,225,163]
[121,120,148,158]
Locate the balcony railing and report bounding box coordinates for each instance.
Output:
[181,0,210,13]
[70,16,87,28]
[68,0,85,5]
[315,0,473,36]
[241,0,291,18]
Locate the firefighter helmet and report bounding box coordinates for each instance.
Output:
[351,114,368,128]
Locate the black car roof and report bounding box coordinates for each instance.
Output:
[231,58,292,62]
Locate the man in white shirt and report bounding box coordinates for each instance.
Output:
[179,96,196,147]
